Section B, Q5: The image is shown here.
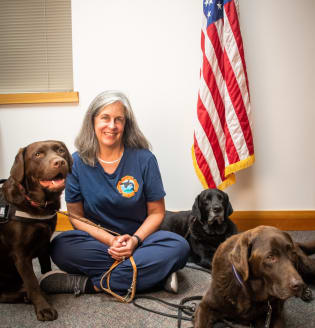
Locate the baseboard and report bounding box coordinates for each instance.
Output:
[56,210,315,232]
[56,212,74,231]
[230,211,315,231]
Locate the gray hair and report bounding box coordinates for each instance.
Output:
[75,90,151,166]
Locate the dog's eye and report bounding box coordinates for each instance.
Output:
[290,250,297,259]
[58,148,65,154]
[266,254,276,262]
[35,152,42,157]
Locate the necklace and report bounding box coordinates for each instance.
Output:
[98,152,123,165]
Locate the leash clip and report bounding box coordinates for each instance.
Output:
[190,302,197,313]
[124,287,133,301]
[183,302,197,314]
[265,300,272,328]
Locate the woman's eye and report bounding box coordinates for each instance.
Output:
[115,117,124,124]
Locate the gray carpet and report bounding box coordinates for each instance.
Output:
[0,231,315,328]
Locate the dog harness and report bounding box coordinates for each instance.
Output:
[0,183,10,223]
[14,210,56,221]
[0,204,10,223]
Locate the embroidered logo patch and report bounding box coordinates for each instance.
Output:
[117,176,139,198]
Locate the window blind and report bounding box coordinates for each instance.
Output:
[0,0,73,94]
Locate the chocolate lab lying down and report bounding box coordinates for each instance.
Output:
[194,225,315,328]
[160,189,237,269]
[0,140,72,321]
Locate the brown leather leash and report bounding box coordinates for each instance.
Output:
[100,255,137,303]
[57,210,138,303]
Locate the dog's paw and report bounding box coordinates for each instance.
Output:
[23,295,31,304]
[301,286,313,302]
[199,259,212,269]
[213,321,232,328]
[36,306,58,321]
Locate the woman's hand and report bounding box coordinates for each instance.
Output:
[108,234,138,261]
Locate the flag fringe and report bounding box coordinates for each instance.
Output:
[192,146,236,190]
[217,173,235,190]
[225,154,255,176]
[192,147,255,191]
[191,146,209,189]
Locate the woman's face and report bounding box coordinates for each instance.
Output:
[94,101,126,149]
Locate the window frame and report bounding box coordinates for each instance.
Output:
[0,0,78,106]
[0,92,79,105]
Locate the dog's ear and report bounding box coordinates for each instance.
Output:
[2,148,26,205]
[223,191,233,217]
[229,230,254,282]
[191,194,202,220]
[2,176,25,205]
[10,147,25,183]
[58,141,73,173]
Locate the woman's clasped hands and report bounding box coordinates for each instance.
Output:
[108,234,138,261]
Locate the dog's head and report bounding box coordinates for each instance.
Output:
[191,188,233,235]
[3,140,72,206]
[229,225,305,300]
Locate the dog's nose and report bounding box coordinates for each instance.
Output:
[52,158,66,168]
[289,278,304,293]
[212,205,222,213]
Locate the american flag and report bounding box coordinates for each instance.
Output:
[192,0,255,189]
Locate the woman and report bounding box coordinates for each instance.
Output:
[40,90,189,296]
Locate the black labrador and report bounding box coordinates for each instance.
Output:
[160,188,237,269]
[0,140,72,321]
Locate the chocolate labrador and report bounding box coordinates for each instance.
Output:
[0,140,72,321]
[160,189,237,269]
[194,225,315,328]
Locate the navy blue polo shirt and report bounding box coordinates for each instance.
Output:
[65,148,166,235]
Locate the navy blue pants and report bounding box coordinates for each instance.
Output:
[50,230,190,294]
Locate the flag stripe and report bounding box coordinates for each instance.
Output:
[224,0,250,98]
[200,28,225,128]
[194,118,222,187]
[197,94,225,181]
[201,16,242,165]
[193,134,214,188]
[203,19,224,79]
[224,51,254,155]
[223,3,253,155]
[224,81,250,160]
[199,22,226,181]
[224,1,253,153]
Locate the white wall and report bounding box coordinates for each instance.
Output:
[0,0,314,211]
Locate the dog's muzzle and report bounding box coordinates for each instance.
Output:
[208,211,224,225]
